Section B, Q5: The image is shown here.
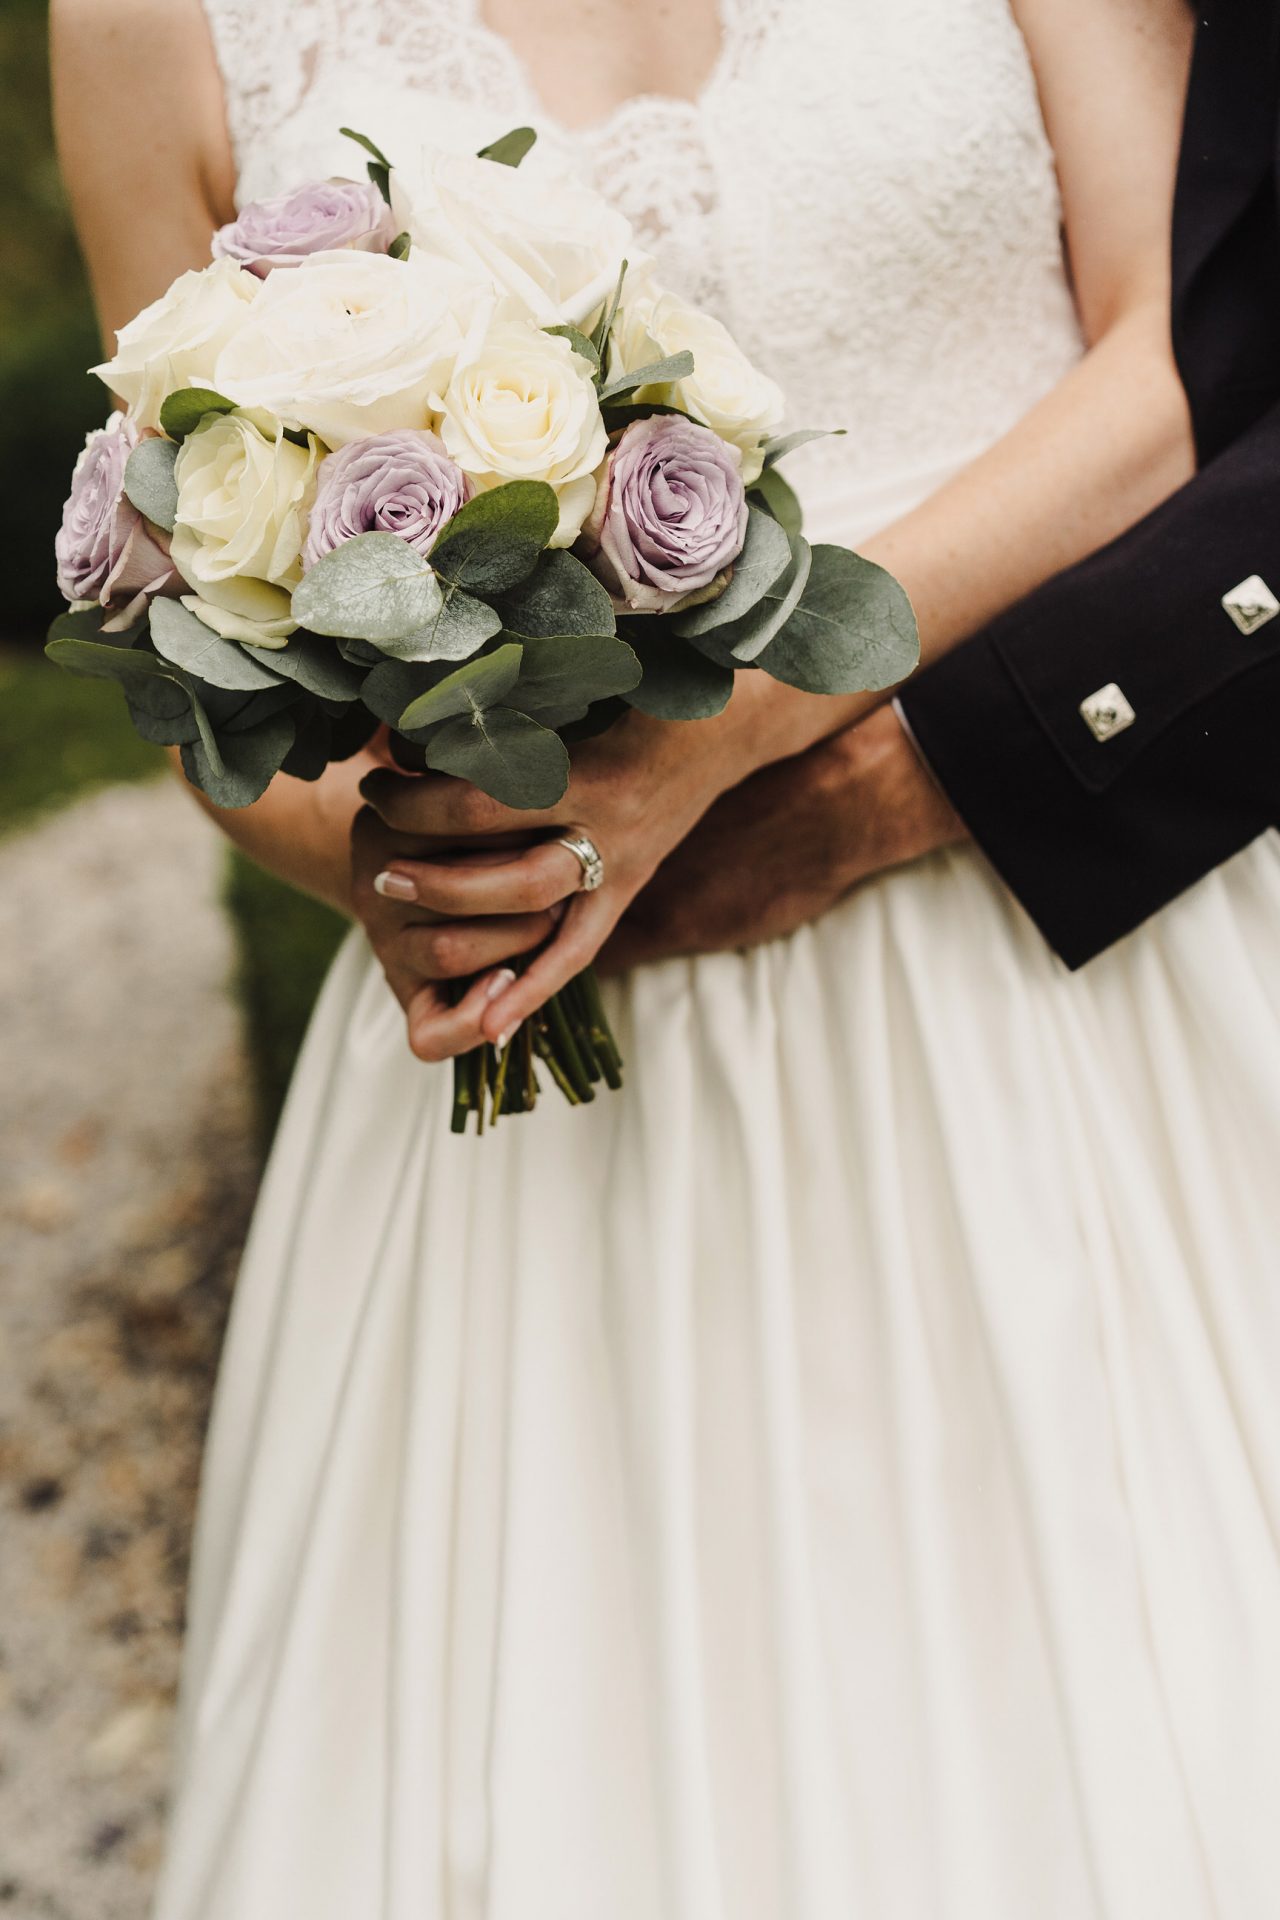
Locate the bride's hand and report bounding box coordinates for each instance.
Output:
[356,703,750,1060]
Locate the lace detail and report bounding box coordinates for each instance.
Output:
[199,0,1084,543]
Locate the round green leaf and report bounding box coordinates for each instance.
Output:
[495,549,616,639]
[180,711,295,808]
[760,546,920,694]
[291,531,443,643]
[159,388,236,440]
[507,632,641,722]
[622,627,734,720]
[397,642,524,735]
[123,437,180,531]
[149,597,286,691]
[429,482,560,595]
[424,708,570,809]
[270,632,367,701]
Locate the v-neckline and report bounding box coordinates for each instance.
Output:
[466,0,735,140]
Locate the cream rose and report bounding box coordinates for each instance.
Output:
[437,318,607,546]
[170,410,320,647]
[211,249,484,449]
[609,290,785,484]
[390,149,637,331]
[92,258,258,432]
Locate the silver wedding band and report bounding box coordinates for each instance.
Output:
[556,828,606,893]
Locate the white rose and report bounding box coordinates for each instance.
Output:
[391,149,638,330]
[170,410,321,648]
[211,250,484,449]
[92,259,258,431]
[610,290,785,484]
[438,318,607,547]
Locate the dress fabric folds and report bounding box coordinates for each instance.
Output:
[155,0,1280,1912]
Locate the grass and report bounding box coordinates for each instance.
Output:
[0,645,164,833]
[2,642,347,1143]
[224,854,347,1144]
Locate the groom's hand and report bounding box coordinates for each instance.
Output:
[600,705,968,975]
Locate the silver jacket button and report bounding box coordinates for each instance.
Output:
[1079,683,1136,742]
[1222,575,1280,636]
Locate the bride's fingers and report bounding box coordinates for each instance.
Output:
[375,839,585,918]
[479,892,619,1046]
[398,910,560,983]
[404,967,517,1064]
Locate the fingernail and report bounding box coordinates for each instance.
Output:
[484,968,517,1002]
[374,870,417,902]
[497,1023,521,1050]
[548,900,567,923]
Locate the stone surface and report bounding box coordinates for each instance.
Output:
[0,782,259,1920]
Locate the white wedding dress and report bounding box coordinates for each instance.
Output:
[155,2,1280,1915]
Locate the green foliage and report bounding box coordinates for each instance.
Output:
[425,708,570,808]
[544,324,601,372]
[223,852,346,1146]
[430,481,560,595]
[597,351,695,405]
[620,627,734,720]
[148,598,285,690]
[760,545,921,693]
[671,506,791,637]
[123,436,180,529]
[291,530,446,642]
[398,642,524,732]
[0,646,162,834]
[158,387,236,439]
[495,549,616,639]
[476,126,538,167]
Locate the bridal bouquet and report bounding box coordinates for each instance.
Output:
[49,125,917,1132]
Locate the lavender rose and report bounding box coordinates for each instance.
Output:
[55,415,178,619]
[581,415,748,614]
[301,429,473,569]
[211,179,397,276]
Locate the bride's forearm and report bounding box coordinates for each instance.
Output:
[723,298,1196,773]
[166,747,374,915]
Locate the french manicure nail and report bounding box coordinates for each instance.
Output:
[484,969,517,1002]
[548,900,567,923]
[496,1023,521,1050]
[374,870,417,902]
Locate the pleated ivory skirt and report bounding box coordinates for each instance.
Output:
[154,833,1280,1920]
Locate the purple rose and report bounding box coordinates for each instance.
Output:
[302,430,473,569]
[211,179,396,277]
[55,415,178,619]
[581,415,748,614]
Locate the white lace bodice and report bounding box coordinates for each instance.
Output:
[198,0,1083,543]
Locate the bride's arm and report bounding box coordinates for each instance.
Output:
[51,0,372,915]
[361,0,1201,1056]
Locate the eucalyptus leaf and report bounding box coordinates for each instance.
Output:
[476,126,537,167]
[48,607,133,646]
[692,533,813,666]
[762,428,845,468]
[544,324,600,372]
[149,597,286,691]
[291,531,443,642]
[340,126,392,168]
[759,546,920,694]
[599,400,696,431]
[671,507,791,637]
[361,657,456,726]
[367,161,392,203]
[597,351,695,406]
[158,388,236,440]
[123,437,180,531]
[269,632,367,701]
[398,642,524,734]
[338,636,385,669]
[429,481,559,595]
[507,632,641,722]
[280,707,332,782]
[222,683,300,733]
[395,584,504,663]
[750,465,804,541]
[180,711,296,809]
[329,704,382,762]
[590,258,629,360]
[388,231,411,260]
[495,549,616,639]
[622,627,734,720]
[123,673,201,747]
[425,708,570,809]
[46,632,177,685]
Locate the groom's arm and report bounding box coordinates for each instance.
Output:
[897,399,1280,968]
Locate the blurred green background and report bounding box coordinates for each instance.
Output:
[1,0,344,1138]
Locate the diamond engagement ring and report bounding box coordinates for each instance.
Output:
[555,829,606,893]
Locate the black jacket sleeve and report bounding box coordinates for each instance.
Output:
[897,401,1280,969]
